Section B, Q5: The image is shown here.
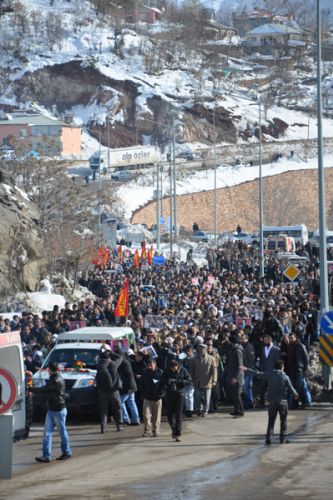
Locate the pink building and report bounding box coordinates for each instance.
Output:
[0,112,81,156]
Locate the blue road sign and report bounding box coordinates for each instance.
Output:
[320,311,333,335]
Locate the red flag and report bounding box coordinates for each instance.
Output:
[141,241,147,260]
[118,245,123,263]
[148,245,153,265]
[133,249,139,269]
[114,279,129,318]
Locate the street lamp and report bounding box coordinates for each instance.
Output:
[212,89,218,247]
[258,94,264,279]
[316,0,329,314]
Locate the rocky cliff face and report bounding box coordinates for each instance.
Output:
[11,60,253,148]
[0,166,45,299]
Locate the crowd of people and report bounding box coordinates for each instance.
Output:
[1,239,327,444]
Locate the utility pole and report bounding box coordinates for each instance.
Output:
[258,95,264,279]
[169,150,173,258]
[107,121,110,171]
[317,0,329,314]
[156,164,161,251]
[213,98,218,247]
[98,131,102,246]
[172,112,177,244]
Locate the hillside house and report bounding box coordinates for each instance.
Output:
[0,112,81,156]
[244,23,305,57]
[233,9,299,36]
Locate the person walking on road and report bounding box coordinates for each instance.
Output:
[244,359,299,444]
[115,347,141,426]
[259,335,281,407]
[31,361,71,463]
[226,335,244,418]
[95,350,124,433]
[141,358,164,437]
[161,359,192,442]
[192,344,217,417]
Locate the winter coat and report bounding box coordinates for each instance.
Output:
[31,372,66,411]
[226,344,244,385]
[161,366,192,397]
[192,353,217,389]
[141,367,164,401]
[118,357,137,395]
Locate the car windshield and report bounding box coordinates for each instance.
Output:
[44,348,101,370]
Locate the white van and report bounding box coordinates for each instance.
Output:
[0,332,33,440]
[312,229,333,248]
[32,327,134,415]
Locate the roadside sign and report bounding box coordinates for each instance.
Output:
[320,311,333,335]
[283,264,300,282]
[319,334,333,366]
[0,368,17,415]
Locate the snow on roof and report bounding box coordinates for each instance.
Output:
[246,23,302,37]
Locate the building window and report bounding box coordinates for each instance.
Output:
[19,129,27,139]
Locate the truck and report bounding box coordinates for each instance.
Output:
[32,327,134,415]
[89,145,160,172]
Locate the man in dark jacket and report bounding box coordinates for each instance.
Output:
[259,335,281,407]
[95,350,123,433]
[141,358,164,437]
[245,360,299,444]
[262,309,283,343]
[287,332,309,408]
[241,334,255,409]
[226,335,244,418]
[115,349,140,426]
[131,351,146,420]
[161,359,192,442]
[31,362,71,463]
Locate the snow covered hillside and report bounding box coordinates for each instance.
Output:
[0,0,332,160]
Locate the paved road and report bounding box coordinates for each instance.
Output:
[1,406,333,500]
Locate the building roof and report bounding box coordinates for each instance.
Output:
[0,113,70,127]
[246,23,302,37]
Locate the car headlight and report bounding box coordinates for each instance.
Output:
[33,378,46,388]
[74,378,95,388]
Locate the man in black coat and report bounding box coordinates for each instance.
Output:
[241,334,256,409]
[31,362,71,462]
[286,332,309,408]
[141,358,164,437]
[95,350,123,433]
[115,348,140,425]
[226,335,244,418]
[245,360,299,444]
[161,359,192,442]
[259,334,281,407]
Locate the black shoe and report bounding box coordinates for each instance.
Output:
[56,454,72,461]
[229,412,238,416]
[35,456,50,463]
[265,439,271,445]
[233,413,244,419]
[129,422,140,426]
[116,424,124,432]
